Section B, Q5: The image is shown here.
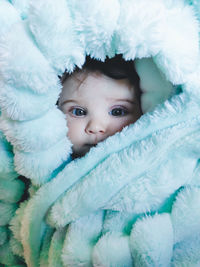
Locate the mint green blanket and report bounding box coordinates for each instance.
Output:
[1,0,200,266]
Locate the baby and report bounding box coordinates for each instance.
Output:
[58,55,142,158]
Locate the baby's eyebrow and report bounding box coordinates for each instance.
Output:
[60,99,77,106]
[110,98,136,104]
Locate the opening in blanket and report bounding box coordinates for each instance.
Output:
[58,55,176,159]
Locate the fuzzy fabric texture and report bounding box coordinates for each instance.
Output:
[1,0,200,266]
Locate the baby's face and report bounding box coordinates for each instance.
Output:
[59,70,142,158]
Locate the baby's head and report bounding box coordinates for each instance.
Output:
[58,55,142,158]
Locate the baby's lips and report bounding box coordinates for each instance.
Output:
[85,143,97,148]
[85,136,106,147]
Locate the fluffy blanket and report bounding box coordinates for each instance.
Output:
[1,0,200,266]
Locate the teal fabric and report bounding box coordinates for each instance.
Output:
[1,0,200,266]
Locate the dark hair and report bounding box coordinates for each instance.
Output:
[60,54,141,108]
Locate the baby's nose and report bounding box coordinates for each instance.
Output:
[85,119,106,135]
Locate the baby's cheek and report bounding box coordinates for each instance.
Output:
[66,118,84,146]
[112,117,133,132]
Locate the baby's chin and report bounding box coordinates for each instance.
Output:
[72,144,97,159]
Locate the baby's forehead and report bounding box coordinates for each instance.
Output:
[65,69,133,89]
[62,70,98,91]
[60,69,136,104]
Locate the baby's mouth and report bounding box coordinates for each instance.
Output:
[84,143,97,148]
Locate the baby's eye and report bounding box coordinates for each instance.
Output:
[109,107,129,117]
[70,107,87,117]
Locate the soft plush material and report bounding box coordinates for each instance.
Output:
[1,0,200,266]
